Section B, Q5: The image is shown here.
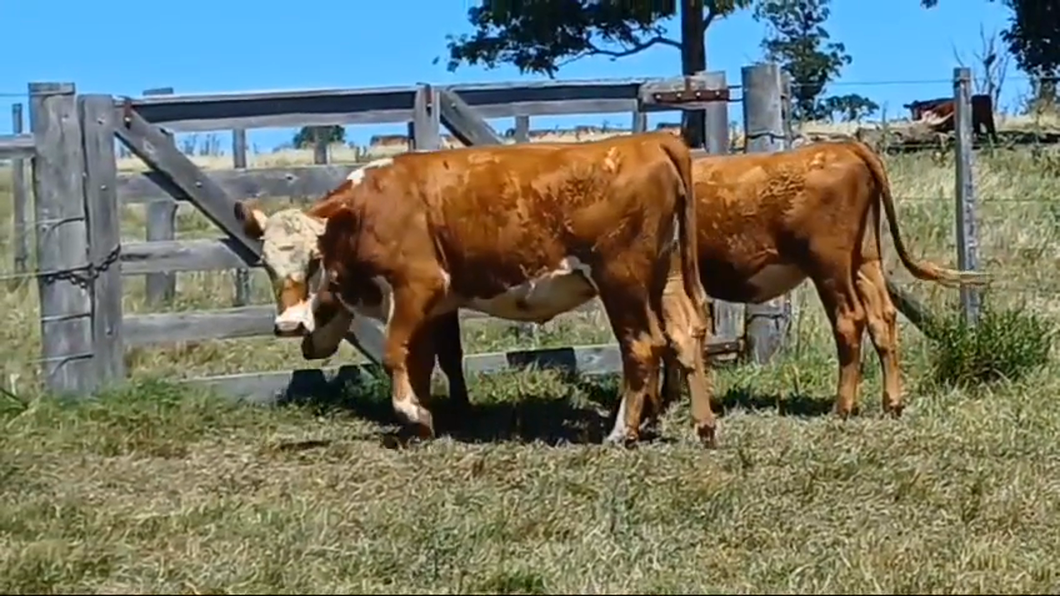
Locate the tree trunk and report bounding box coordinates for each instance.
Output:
[680,0,707,148]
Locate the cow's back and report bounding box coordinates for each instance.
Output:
[389,133,683,299]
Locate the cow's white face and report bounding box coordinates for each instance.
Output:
[238,206,326,336]
[234,157,396,337]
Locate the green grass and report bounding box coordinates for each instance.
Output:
[2,143,1060,593]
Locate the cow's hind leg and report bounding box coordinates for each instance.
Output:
[597,285,668,447]
[812,270,868,418]
[855,259,903,416]
[431,310,470,411]
[654,275,715,446]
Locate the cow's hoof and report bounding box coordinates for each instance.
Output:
[603,428,639,449]
[884,403,904,418]
[696,423,717,449]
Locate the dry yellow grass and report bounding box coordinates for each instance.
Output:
[2,138,1060,592]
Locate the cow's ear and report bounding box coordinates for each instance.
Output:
[318,206,360,257]
[234,200,267,239]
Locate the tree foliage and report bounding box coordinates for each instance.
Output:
[923,0,1059,102]
[292,125,345,149]
[443,0,752,77]
[755,0,875,121]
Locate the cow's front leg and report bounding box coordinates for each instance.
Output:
[383,288,442,439]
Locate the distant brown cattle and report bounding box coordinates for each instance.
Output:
[648,140,989,426]
[903,95,999,142]
[239,133,716,446]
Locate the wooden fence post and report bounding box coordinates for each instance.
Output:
[79,94,125,386]
[231,127,252,306]
[741,63,791,364]
[631,110,647,133]
[10,103,31,276]
[29,82,97,395]
[953,66,981,326]
[143,87,177,306]
[514,115,530,143]
[701,72,743,346]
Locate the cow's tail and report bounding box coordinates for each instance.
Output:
[850,140,991,288]
[659,136,707,314]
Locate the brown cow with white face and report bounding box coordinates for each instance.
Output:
[649,140,989,424]
[303,132,714,446]
[235,159,471,410]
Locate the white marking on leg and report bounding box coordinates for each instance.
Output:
[605,397,630,444]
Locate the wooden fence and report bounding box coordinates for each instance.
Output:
[1,64,816,401]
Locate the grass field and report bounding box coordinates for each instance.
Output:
[2,136,1060,593]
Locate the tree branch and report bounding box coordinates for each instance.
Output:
[704,0,719,33]
[586,35,682,59]
[554,34,681,71]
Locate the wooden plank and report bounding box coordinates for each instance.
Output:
[0,133,35,159]
[182,337,743,405]
[231,127,252,307]
[121,238,260,274]
[123,79,647,131]
[29,81,97,395]
[741,64,791,365]
[436,89,504,146]
[409,85,441,151]
[113,106,262,264]
[953,67,981,325]
[117,164,354,205]
[639,74,730,109]
[10,104,31,276]
[125,84,418,132]
[122,301,605,346]
[145,191,177,305]
[513,115,530,143]
[79,95,125,386]
[124,306,277,346]
[632,111,647,133]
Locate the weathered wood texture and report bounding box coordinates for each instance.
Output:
[117,165,353,205]
[0,133,35,159]
[9,104,32,276]
[124,77,714,132]
[121,301,602,346]
[437,88,505,146]
[185,338,744,405]
[30,82,97,395]
[80,95,125,386]
[740,64,791,365]
[953,67,981,325]
[29,73,771,403]
[141,88,178,305]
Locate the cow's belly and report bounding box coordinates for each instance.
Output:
[465,257,598,323]
[703,261,806,303]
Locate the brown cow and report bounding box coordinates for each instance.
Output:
[903,95,998,143]
[275,133,715,445]
[646,140,989,426]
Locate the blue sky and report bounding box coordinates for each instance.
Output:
[1,0,1023,153]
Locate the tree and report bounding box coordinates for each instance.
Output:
[924,0,1059,108]
[292,125,345,149]
[755,0,874,122]
[443,0,754,147]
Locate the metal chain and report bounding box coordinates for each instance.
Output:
[0,243,121,289]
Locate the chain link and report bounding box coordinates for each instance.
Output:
[0,243,121,289]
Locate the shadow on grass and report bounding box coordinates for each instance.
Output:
[573,376,832,419]
[277,367,609,446]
